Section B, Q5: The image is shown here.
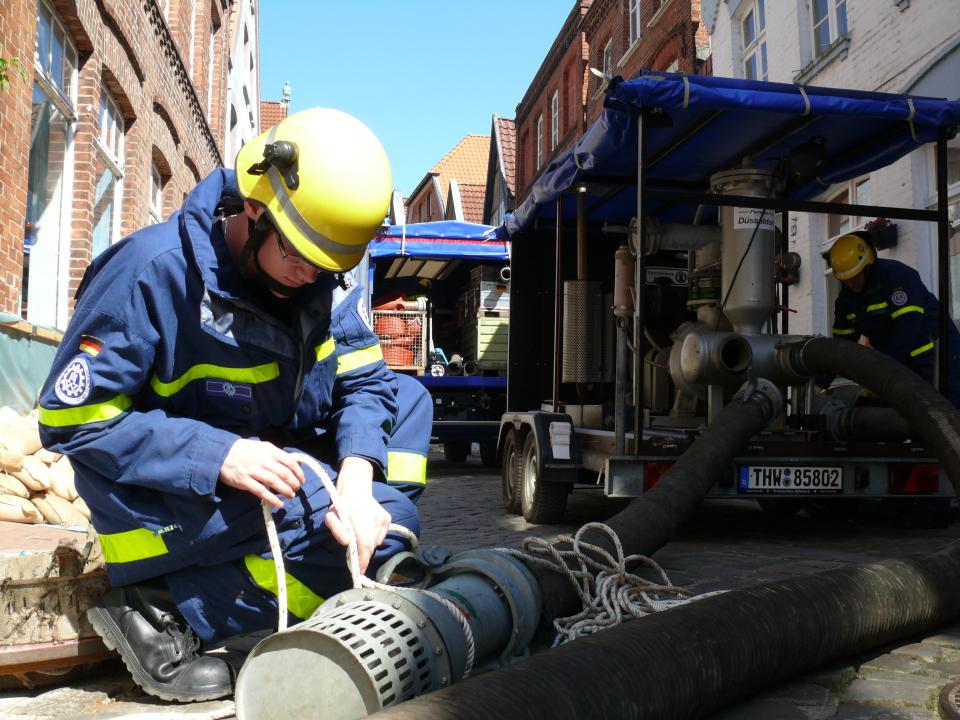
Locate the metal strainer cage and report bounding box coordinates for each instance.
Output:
[236,587,468,720]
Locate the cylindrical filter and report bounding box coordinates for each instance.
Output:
[235,588,468,720]
[613,245,635,319]
[710,168,778,334]
[562,280,603,383]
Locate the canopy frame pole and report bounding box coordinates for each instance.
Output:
[553,197,564,413]
[633,113,647,453]
[936,127,951,400]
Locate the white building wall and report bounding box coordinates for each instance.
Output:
[709,1,960,334]
[224,0,260,164]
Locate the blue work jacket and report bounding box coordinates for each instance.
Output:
[38,169,397,585]
[832,258,960,401]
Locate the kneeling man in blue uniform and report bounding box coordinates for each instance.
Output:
[37,109,432,702]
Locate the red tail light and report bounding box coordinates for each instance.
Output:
[888,463,940,494]
[644,461,674,491]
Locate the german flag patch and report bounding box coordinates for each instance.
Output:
[78,335,103,357]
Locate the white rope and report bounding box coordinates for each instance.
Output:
[504,522,720,646]
[261,453,476,677]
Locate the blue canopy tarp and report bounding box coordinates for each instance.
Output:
[370,221,510,261]
[505,72,960,235]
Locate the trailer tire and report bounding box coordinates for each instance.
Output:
[443,441,470,464]
[520,432,569,524]
[501,429,522,514]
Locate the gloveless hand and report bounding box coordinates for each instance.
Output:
[324,456,391,573]
[219,438,305,509]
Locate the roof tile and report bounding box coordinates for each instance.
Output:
[495,117,517,196]
[260,100,288,132]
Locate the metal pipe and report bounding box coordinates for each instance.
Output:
[553,198,564,413]
[576,188,586,281]
[614,321,628,455]
[634,114,646,451]
[936,128,951,400]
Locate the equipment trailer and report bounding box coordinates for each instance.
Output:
[497,73,960,523]
[365,221,511,465]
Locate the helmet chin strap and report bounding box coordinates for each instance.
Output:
[238,215,300,298]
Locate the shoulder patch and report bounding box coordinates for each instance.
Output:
[54,356,92,406]
[891,288,908,307]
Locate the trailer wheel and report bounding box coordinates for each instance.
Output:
[443,441,470,464]
[501,429,522,514]
[520,432,569,524]
[479,440,498,468]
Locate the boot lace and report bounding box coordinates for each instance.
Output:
[159,611,201,661]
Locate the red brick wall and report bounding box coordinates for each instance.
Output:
[0,0,35,311]
[0,0,233,319]
[514,2,591,201]
[584,0,707,124]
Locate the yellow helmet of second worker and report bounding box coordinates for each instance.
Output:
[828,231,876,281]
[235,108,391,273]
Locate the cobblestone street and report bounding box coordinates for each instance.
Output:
[3,449,960,719]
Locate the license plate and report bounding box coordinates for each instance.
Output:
[738,465,843,494]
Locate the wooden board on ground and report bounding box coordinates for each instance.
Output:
[0,520,111,676]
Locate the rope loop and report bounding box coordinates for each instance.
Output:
[261,453,476,677]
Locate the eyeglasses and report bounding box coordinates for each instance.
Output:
[275,232,312,269]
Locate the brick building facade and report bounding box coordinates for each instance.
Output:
[0,0,248,330]
[707,0,960,335]
[514,1,591,202]
[582,0,710,123]
[513,0,709,202]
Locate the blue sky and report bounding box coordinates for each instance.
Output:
[259,2,573,197]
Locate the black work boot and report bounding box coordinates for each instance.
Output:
[87,581,233,702]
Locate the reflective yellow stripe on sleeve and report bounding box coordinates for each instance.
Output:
[891,305,924,320]
[866,302,889,313]
[98,527,169,564]
[845,313,857,321]
[38,394,133,428]
[244,554,324,620]
[150,361,279,397]
[832,328,857,336]
[910,341,935,358]
[315,337,336,362]
[387,451,427,486]
[336,344,384,375]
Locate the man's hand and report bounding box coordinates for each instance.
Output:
[324,456,391,573]
[219,438,305,509]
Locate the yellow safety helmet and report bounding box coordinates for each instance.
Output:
[236,108,391,273]
[828,231,876,281]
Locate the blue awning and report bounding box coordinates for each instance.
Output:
[370,221,510,261]
[505,73,960,236]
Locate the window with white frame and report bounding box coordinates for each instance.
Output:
[536,114,544,171]
[149,163,164,224]
[822,176,873,330]
[551,90,559,150]
[92,90,125,258]
[188,0,197,72]
[740,0,767,81]
[811,0,848,59]
[941,136,960,321]
[25,0,78,327]
[628,0,641,46]
[206,19,216,117]
[602,38,614,79]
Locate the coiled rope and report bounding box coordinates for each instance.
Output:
[261,453,476,677]
[504,522,717,646]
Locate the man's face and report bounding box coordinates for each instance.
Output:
[840,271,866,293]
[245,204,321,295]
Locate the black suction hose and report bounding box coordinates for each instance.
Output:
[371,339,960,720]
[789,337,960,494]
[537,379,782,619]
[837,406,912,442]
[373,544,960,720]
